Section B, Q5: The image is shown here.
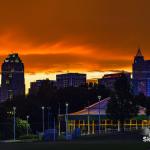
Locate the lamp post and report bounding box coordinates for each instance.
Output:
[42,106,45,133]
[65,103,69,140]
[58,103,61,136]
[26,115,29,136]
[98,96,101,135]
[13,107,16,141]
[87,101,90,135]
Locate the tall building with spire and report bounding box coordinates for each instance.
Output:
[1,53,25,102]
[132,48,150,96]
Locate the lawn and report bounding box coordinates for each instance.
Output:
[0,142,150,150]
[0,132,150,150]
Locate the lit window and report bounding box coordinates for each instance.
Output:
[9,90,13,100]
[9,74,12,78]
[6,80,9,84]
[15,59,19,63]
[9,94,13,100]
[5,59,9,63]
[11,68,14,72]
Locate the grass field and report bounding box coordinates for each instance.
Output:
[0,132,150,150]
[0,141,150,150]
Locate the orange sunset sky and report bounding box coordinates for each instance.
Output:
[0,0,150,93]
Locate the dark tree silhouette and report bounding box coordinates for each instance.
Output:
[0,80,111,138]
[107,75,138,131]
[145,97,150,117]
[135,93,147,107]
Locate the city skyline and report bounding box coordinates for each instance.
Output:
[1,0,150,147]
[0,49,142,94]
[0,0,150,92]
[0,49,148,94]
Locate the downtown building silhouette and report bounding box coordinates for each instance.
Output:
[98,72,131,91]
[56,73,86,88]
[133,49,150,96]
[29,79,56,95]
[1,53,25,102]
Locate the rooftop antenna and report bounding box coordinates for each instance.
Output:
[136,47,143,57]
[136,44,142,56]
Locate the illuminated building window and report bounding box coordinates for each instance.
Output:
[15,59,19,63]
[8,90,13,100]
[5,59,9,63]
[9,94,13,100]
[6,80,10,84]
[9,74,12,78]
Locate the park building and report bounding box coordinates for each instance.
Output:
[1,53,25,102]
[56,73,86,89]
[132,49,150,96]
[59,97,147,135]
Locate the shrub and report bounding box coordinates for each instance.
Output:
[19,134,38,140]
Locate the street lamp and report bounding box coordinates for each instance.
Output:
[26,115,29,136]
[13,107,16,141]
[65,103,69,140]
[58,103,61,136]
[41,106,45,133]
[87,101,90,135]
[98,96,101,135]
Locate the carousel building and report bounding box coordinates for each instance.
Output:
[59,97,148,135]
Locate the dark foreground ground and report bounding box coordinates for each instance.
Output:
[0,132,150,150]
[0,141,150,150]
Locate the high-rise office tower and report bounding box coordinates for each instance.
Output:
[1,53,25,102]
[132,49,150,96]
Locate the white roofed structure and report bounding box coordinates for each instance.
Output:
[70,97,111,116]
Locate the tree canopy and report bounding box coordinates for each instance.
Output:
[107,75,139,121]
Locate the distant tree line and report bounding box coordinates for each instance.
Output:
[1,76,150,139]
[107,74,150,131]
[0,81,111,139]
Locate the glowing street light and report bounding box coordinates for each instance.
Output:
[65,103,69,140]
[26,115,29,136]
[41,106,45,133]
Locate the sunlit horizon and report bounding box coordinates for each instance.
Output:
[0,0,149,94]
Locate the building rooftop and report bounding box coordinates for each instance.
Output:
[56,73,86,76]
[102,72,131,79]
[4,53,22,63]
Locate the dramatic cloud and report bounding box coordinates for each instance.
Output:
[0,0,150,75]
